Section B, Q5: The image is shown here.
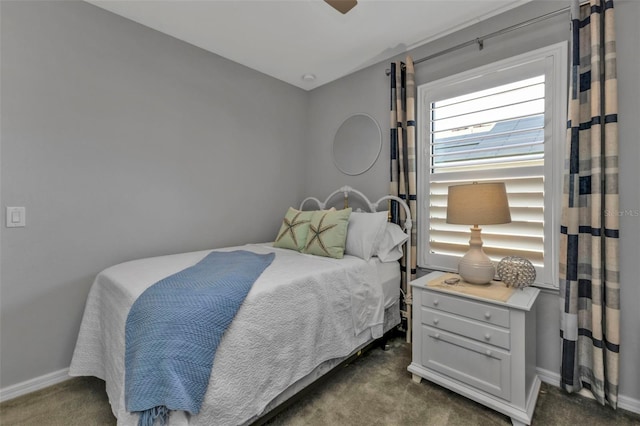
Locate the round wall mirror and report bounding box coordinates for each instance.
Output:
[332,113,382,176]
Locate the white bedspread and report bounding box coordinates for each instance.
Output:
[69,244,385,425]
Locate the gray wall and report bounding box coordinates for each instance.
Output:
[307,0,640,404]
[0,1,308,387]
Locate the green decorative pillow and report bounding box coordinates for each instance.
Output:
[273,207,314,251]
[303,208,352,259]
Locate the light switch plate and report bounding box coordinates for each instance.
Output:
[6,207,26,227]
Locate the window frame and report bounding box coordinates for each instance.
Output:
[417,42,567,289]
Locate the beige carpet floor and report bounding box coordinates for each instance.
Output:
[2,336,639,426]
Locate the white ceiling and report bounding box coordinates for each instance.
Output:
[86,0,533,90]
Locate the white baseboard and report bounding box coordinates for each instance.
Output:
[536,367,561,387]
[536,367,640,415]
[619,393,640,415]
[0,368,70,403]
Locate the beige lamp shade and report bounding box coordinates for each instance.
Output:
[446,182,511,226]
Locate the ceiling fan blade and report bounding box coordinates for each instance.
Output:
[324,0,358,15]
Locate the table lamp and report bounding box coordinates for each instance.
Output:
[446,182,511,285]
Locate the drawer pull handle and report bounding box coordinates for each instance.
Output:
[433,299,439,306]
[484,333,491,340]
[485,350,492,357]
[484,311,492,319]
[434,333,441,340]
[433,318,439,325]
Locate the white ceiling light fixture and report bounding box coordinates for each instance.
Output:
[302,74,317,82]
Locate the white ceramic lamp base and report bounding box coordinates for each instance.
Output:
[458,226,495,285]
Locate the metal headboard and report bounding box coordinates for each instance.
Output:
[299,185,413,343]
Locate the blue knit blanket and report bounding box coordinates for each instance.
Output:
[124,250,275,426]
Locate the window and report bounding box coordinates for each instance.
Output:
[417,43,567,288]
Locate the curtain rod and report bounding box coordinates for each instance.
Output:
[384,6,570,76]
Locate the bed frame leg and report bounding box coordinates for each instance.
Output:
[379,337,390,351]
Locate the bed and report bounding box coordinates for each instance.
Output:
[69,186,412,425]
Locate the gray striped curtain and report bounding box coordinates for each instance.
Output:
[560,0,620,408]
[389,57,417,312]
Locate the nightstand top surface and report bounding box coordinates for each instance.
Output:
[411,271,539,311]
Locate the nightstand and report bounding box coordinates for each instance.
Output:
[408,271,540,426]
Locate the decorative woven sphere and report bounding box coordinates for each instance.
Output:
[497,256,536,289]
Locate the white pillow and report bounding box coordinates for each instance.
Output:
[376,222,409,262]
[345,211,388,261]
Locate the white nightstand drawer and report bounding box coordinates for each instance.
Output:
[420,325,511,400]
[421,307,511,350]
[422,291,509,328]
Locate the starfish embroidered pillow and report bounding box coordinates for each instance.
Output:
[303,208,352,259]
[273,207,314,251]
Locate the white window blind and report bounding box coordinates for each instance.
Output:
[431,76,545,173]
[428,173,545,266]
[417,43,567,288]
